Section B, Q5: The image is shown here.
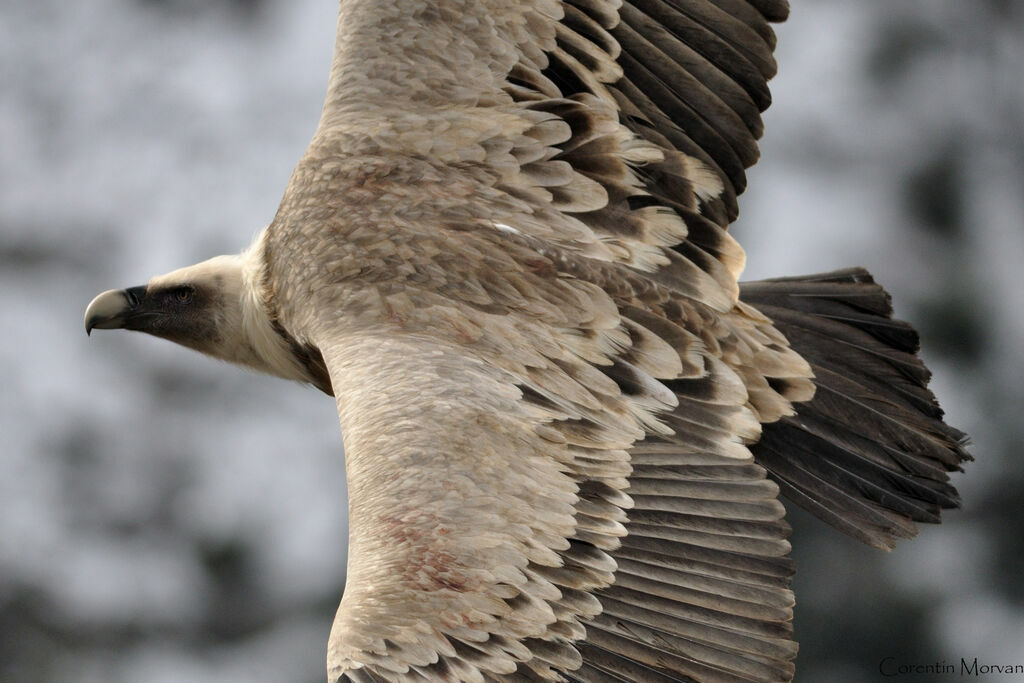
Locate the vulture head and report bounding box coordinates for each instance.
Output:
[85,255,244,354]
[84,238,317,388]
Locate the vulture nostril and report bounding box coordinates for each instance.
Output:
[123,286,146,308]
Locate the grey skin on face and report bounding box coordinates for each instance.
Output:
[84,282,218,353]
[84,285,194,335]
[84,252,249,362]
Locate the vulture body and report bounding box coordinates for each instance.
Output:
[84,1,969,681]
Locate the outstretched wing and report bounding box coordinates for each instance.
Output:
[312,236,798,680]
[298,0,791,307]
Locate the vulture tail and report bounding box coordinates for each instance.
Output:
[739,268,971,550]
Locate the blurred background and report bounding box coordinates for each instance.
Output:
[1,0,1021,681]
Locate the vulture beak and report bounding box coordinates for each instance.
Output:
[84,286,148,335]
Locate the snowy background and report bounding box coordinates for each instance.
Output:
[2,0,1022,681]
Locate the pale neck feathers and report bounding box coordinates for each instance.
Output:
[236,230,314,384]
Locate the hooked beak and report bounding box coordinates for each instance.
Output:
[84,286,147,335]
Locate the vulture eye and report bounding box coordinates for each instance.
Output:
[173,287,194,304]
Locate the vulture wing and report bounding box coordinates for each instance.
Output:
[314,270,799,681]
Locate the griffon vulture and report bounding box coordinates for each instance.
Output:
[85,1,970,680]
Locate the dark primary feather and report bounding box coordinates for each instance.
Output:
[505,0,790,291]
